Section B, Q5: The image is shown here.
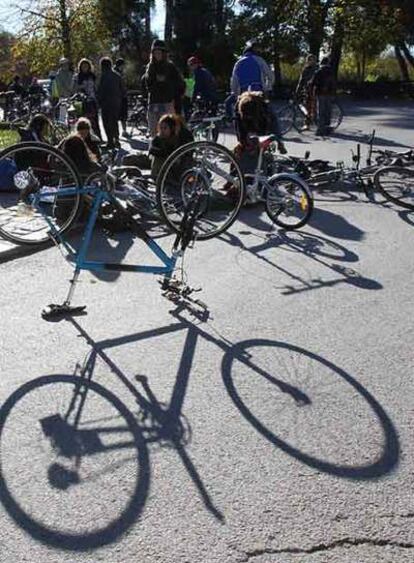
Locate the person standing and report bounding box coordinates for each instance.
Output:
[144,39,185,136]
[8,75,26,97]
[52,58,73,101]
[73,58,101,139]
[97,57,125,149]
[310,56,336,136]
[114,58,129,137]
[296,54,318,128]
[230,39,274,97]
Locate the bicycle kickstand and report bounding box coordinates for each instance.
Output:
[42,268,87,320]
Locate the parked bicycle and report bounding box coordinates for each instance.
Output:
[277,97,343,135]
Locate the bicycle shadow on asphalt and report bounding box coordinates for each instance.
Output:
[0,303,399,552]
[330,130,411,149]
[221,338,400,480]
[308,206,365,242]
[220,227,382,295]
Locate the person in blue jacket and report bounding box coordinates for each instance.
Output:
[187,56,218,107]
[230,39,275,96]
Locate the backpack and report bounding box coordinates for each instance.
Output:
[0,158,18,191]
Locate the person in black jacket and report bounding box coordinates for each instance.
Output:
[149,114,193,179]
[97,57,125,148]
[310,56,336,136]
[296,54,318,128]
[59,118,100,177]
[144,39,185,136]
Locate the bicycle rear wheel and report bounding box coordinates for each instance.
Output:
[265,175,313,230]
[0,374,149,550]
[329,102,343,130]
[0,142,82,245]
[276,104,294,135]
[156,141,245,240]
[374,166,414,210]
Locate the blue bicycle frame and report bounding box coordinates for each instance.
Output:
[33,182,180,314]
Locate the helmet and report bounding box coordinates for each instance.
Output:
[59,57,69,65]
[187,56,201,66]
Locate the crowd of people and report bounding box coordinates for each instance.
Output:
[4,38,337,179]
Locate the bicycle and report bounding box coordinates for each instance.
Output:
[241,135,314,229]
[0,141,245,316]
[277,97,343,135]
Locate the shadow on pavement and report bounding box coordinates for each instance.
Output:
[0,302,398,552]
[308,207,365,241]
[221,225,382,294]
[221,339,400,479]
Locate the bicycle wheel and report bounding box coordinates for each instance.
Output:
[265,175,314,230]
[293,106,311,133]
[0,374,149,550]
[0,142,82,245]
[156,141,245,240]
[276,104,294,135]
[374,166,414,210]
[329,102,343,130]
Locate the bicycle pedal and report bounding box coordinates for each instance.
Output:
[42,303,87,321]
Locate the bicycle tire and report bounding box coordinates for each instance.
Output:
[0,142,82,245]
[0,374,149,550]
[156,140,246,240]
[374,165,414,210]
[277,104,295,135]
[329,102,343,130]
[265,175,314,230]
[293,106,310,133]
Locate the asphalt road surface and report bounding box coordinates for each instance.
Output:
[0,99,414,563]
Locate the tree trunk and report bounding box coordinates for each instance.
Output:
[144,0,151,40]
[395,45,410,82]
[58,0,72,62]
[400,42,414,70]
[330,12,344,79]
[307,0,330,59]
[165,0,174,41]
[215,0,225,34]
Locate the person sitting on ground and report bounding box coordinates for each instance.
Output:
[59,117,101,177]
[149,113,193,179]
[18,113,52,143]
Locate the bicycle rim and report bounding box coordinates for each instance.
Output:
[266,177,313,229]
[0,142,81,245]
[374,166,414,210]
[157,141,246,240]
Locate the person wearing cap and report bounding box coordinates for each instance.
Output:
[144,39,185,136]
[187,56,218,107]
[230,39,274,97]
[52,58,73,100]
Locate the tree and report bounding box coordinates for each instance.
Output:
[11,0,112,76]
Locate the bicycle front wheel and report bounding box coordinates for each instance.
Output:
[374,166,414,210]
[265,175,314,230]
[0,142,82,245]
[156,141,245,240]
